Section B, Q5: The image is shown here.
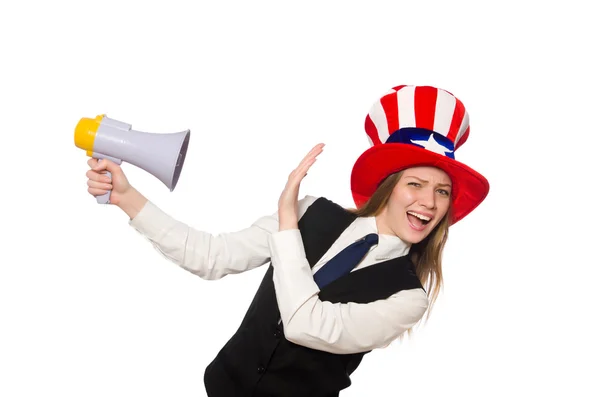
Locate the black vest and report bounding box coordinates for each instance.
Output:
[203,197,424,397]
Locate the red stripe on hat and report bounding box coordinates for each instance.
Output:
[455,125,469,150]
[414,86,438,131]
[364,114,382,144]
[380,92,399,134]
[446,98,466,142]
[391,84,407,92]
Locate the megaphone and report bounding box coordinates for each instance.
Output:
[74,114,191,204]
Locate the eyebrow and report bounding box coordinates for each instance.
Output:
[405,175,452,187]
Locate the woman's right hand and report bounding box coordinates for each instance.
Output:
[86,158,132,206]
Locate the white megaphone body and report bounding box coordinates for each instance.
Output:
[75,114,191,204]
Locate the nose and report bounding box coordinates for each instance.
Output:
[418,187,436,209]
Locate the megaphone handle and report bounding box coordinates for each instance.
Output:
[93,155,122,205]
[96,170,112,204]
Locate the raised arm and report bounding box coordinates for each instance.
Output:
[128,192,282,279]
[127,194,272,279]
[86,156,319,280]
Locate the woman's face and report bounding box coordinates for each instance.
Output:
[376,166,452,244]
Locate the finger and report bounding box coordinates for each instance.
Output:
[86,169,112,183]
[289,157,316,178]
[294,146,323,176]
[286,144,324,187]
[88,187,110,196]
[294,157,317,175]
[287,161,316,188]
[93,158,108,171]
[92,159,113,176]
[93,158,119,173]
[87,179,113,190]
[87,158,98,168]
[295,143,325,169]
[295,157,317,176]
[302,143,325,163]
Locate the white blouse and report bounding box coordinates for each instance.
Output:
[128,195,429,354]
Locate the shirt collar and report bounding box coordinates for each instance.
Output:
[356,216,412,260]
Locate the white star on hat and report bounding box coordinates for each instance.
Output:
[410,133,453,156]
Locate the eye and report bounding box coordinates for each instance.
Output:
[437,189,450,196]
[408,182,421,187]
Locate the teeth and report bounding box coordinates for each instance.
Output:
[408,211,431,221]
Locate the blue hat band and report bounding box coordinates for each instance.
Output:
[385,127,456,159]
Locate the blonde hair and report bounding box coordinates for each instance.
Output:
[348,170,452,333]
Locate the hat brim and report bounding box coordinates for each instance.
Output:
[350,143,490,224]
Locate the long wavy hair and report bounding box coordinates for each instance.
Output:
[347,170,452,333]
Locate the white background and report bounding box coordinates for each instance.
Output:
[1,1,598,396]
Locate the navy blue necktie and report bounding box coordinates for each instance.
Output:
[313,233,379,288]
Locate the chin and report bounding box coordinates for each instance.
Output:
[402,233,428,245]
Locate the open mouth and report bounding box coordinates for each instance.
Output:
[407,211,432,231]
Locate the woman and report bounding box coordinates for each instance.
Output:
[85,84,489,397]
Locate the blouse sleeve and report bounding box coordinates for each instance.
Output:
[269,228,428,354]
[127,195,319,280]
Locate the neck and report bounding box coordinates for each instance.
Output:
[374,212,412,248]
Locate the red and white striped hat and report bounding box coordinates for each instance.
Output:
[350,84,489,224]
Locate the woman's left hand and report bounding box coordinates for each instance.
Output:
[278,143,325,231]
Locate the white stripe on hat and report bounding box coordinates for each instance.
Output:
[456,111,470,142]
[433,89,457,136]
[369,100,389,145]
[397,85,416,129]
